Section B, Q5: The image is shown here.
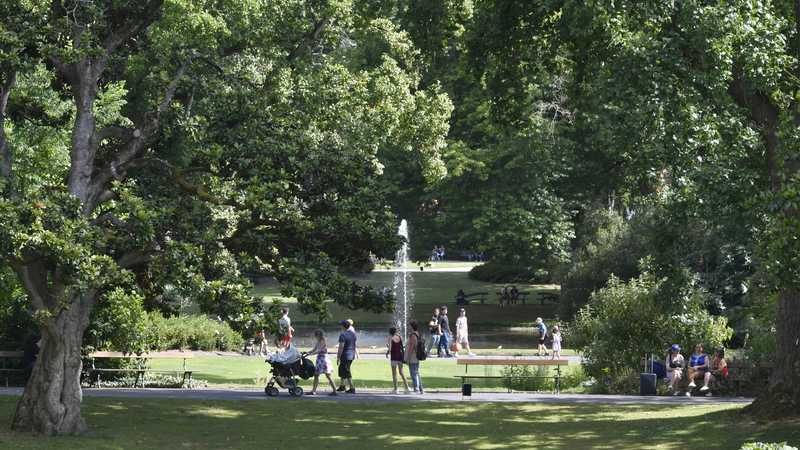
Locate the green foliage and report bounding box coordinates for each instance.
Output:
[146,314,243,352]
[500,364,588,392]
[0,265,33,350]
[571,271,733,390]
[740,443,798,450]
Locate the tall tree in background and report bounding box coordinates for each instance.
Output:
[0,0,450,434]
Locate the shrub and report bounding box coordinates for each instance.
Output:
[571,270,733,392]
[146,313,243,352]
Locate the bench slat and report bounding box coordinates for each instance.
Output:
[88,351,194,359]
[0,351,24,358]
[457,358,569,366]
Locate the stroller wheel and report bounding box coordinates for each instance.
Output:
[265,386,279,397]
[289,387,304,397]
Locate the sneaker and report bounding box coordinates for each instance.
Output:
[346,388,356,394]
[672,391,680,396]
[403,388,411,394]
[413,389,419,394]
[468,352,476,356]
[336,386,346,392]
[391,388,398,394]
[705,392,713,397]
[308,391,317,396]
[419,390,424,394]
[699,385,709,392]
[688,381,696,388]
[685,392,691,397]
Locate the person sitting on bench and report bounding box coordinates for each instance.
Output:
[686,343,709,394]
[665,344,685,395]
[700,348,727,394]
[455,289,467,306]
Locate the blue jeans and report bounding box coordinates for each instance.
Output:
[438,332,451,356]
[427,334,440,355]
[409,363,422,392]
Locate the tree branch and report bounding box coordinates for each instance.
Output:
[10,258,51,312]
[0,70,16,179]
[94,0,165,80]
[116,249,153,269]
[288,18,331,62]
[728,72,782,192]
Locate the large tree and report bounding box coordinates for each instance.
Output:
[0,0,450,434]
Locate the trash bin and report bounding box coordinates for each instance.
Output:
[461,383,472,397]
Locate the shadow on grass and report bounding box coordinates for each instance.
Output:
[0,396,798,450]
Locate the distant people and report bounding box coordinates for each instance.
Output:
[686,343,709,395]
[437,305,453,357]
[666,344,685,395]
[336,320,358,394]
[455,289,467,306]
[455,308,476,356]
[255,330,269,356]
[509,286,520,304]
[439,246,446,261]
[700,348,727,394]
[551,325,562,359]
[21,334,41,379]
[386,327,411,394]
[307,330,337,396]
[535,317,548,356]
[427,307,441,356]
[278,308,294,349]
[405,320,424,394]
[500,286,510,307]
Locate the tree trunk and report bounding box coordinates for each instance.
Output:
[748,287,800,417]
[11,294,94,435]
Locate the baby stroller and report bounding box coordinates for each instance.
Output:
[264,345,315,397]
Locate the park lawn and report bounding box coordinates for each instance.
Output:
[147,355,580,390]
[0,397,797,450]
[251,271,560,326]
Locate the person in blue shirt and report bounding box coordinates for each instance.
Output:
[535,317,548,356]
[686,343,709,395]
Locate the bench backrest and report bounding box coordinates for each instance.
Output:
[457,358,569,366]
[0,351,24,358]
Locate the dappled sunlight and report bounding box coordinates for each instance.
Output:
[187,406,245,419]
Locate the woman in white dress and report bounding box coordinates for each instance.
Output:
[455,308,476,356]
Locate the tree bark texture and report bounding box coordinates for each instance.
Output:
[748,288,800,417]
[11,293,94,435]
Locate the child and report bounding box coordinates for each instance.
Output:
[551,325,562,359]
[307,330,337,396]
[386,327,410,394]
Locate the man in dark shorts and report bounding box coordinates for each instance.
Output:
[336,320,357,394]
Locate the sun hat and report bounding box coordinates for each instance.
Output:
[340,320,350,327]
[346,318,354,326]
[535,317,543,324]
[670,344,681,352]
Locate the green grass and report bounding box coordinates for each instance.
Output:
[146,355,581,390]
[0,396,797,449]
[252,271,560,326]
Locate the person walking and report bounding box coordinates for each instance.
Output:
[535,317,548,356]
[437,306,453,357]
[551,325,562,359]
[278,308,294,349]
[427,307,441,356]
[455,308,476,356]
[336,320,358,394]
[386,327,411,394]
[307,330,337,396]
[405,320,424,394]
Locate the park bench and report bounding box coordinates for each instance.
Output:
[86,351,194,388]
[713,359,772,396]
[456,291,489,305]
[536,292,560,305]
[0,351,25,387]
[455,356,569,394]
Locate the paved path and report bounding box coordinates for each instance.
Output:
[0,387,752,405]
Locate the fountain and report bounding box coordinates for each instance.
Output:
[392,219,414,338]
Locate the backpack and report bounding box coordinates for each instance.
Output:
[414,332,427,361]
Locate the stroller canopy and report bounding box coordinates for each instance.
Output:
[269,345,301,365]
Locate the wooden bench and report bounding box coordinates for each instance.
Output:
[455,357,569,394]
[716,359,772,396]
[0,351,25,387]
[86,351,194,388]
[536,292,560,305]
[494,291,534,306]
[455,292,489,305]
